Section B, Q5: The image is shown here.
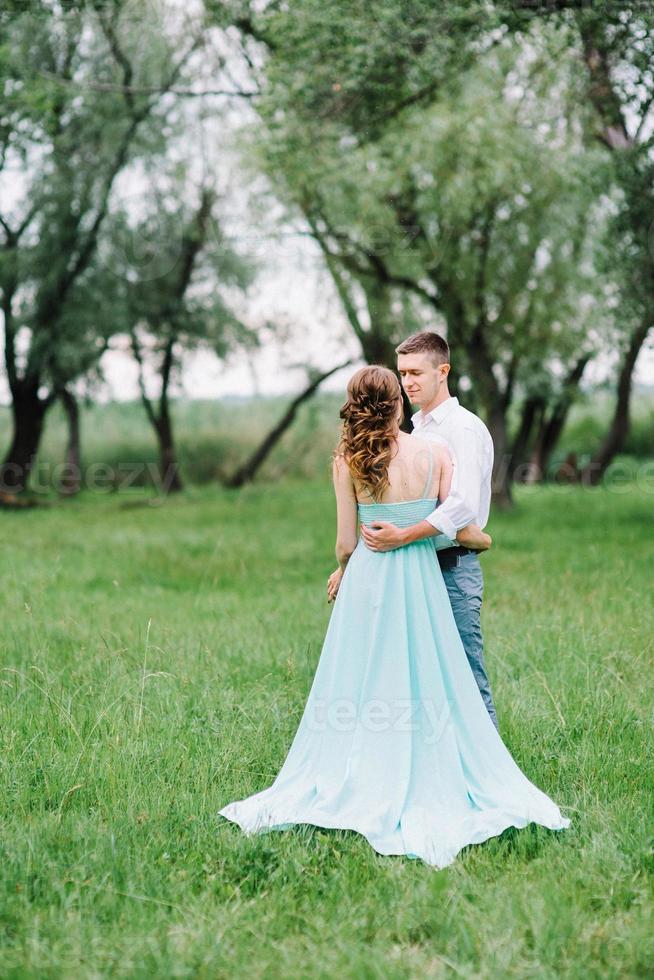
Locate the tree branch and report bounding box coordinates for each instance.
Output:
[225,358,353,488]
[305,215,367,343]
[37,70,259,100]
[33,29,206,379]
[96,6,135,111]
[634,90,654,143]
[303,215,438,311]
[579,29,632,150]
[159,336,175,417]
[234,14,277,52]
[0,214,15,244]
[130,328,157,430]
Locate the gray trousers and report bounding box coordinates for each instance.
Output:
[439,553,499,731]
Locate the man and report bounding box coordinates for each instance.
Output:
[360,331,498,730]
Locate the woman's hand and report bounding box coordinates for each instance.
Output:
[327,568,343,603]
[456,524,492,552]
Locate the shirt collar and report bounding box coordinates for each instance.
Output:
[411,396,459,430]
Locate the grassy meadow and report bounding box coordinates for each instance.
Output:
[1,472,653,978]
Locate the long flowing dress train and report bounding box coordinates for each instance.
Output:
[218,495,570,868]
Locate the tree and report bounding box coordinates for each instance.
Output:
[228,0,653,493]
[112,182,255,493]
[0,1,202,493]
[500,2,654,481]
[240,15,610,505]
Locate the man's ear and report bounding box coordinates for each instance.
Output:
[441,363,451,379]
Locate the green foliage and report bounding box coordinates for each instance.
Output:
[553,389,654,463]
[106,177,257,413]
[0,480,653,976]
[257,0,494,137]
[0,1,191,393]
[243,2,616,410]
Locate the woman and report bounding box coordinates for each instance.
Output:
[219,366,570,868]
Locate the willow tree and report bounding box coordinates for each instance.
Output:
[0,1,202,492]
[109,182,255,493]
[224,0,653,494]
[227,7,611,506]
[500,1,654,481]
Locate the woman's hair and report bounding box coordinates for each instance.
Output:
[336,365,402,500]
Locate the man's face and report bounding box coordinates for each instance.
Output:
[397,352,449,408]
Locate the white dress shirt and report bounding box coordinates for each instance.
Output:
[411,396,494,550]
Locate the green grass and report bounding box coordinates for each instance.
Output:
[1,480,653,978]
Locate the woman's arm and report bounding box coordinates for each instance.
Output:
[332,455,358,570]
[327,456,358,603]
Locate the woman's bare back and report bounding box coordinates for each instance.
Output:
[353,433,452,505]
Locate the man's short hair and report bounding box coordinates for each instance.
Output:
[395,331,450,366]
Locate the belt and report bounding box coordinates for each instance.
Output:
[437,545,479,569]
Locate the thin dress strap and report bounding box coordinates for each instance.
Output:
[421,447,435,499]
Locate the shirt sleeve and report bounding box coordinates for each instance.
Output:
[424,427,487,537]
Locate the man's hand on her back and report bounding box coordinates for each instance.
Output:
[360,521,407,552]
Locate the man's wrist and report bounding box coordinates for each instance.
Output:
[403,520,441,545]
[399,527,413,546]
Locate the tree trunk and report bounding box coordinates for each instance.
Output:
[581,319,651,485]
[225,360,352,488]
[358,277,397,369]
[356,331,415,430]
[527,406,570,484]
[154,401,183,494]
[359,334,397,369]
[486,404,513,510]
[59,388,82,496]
[457,318,514,507]
[0,385,49,494]
[131,333,183,496]
[457,362,514,509]
[510,395,545,483]
[525,355,591,483]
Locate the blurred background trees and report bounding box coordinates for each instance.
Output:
[112,180,255,492]
[0,0,195,490]
[1,0,652,504]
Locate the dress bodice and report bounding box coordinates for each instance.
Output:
[357,497,439,529]
[355,445,439,529]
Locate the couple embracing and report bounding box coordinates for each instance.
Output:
[220,331,570,869]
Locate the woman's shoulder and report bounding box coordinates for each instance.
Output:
[332,451,354,483]
[405,433,448,462]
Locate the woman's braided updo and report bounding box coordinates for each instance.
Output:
[335,365,403,501]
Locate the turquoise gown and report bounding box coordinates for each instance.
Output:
[219,490,570,868]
